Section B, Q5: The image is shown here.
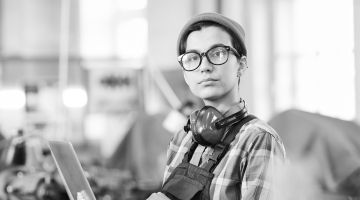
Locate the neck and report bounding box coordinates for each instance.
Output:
[203,95,241,113]
[202,85,241,112]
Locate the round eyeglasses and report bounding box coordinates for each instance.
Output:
[178,45,241,71]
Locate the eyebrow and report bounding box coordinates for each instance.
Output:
[185,43,228,53]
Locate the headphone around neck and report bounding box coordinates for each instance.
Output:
[184,101,247,146]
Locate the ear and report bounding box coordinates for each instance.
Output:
[237,56,248,77]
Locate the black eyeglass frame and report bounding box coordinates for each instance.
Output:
[178,45,241,71]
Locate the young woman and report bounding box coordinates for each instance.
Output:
[149,12,286,200]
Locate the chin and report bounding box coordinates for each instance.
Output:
[198,91,222,101]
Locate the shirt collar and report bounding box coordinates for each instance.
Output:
[222,98,247,117]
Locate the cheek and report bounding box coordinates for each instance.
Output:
[221,65,238,83]
[185,70,198,79]
[183,72,200,92]
[183,72,195,87]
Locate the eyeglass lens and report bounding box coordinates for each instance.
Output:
[181,46,230,71]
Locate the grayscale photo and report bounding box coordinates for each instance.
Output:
[0,0,359,199]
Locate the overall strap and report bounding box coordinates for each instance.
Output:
[203,114,257,172]
[182,141,199,163]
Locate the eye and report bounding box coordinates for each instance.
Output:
[214,51,224,57]
[209,47,227,59]
[183,52,200,62]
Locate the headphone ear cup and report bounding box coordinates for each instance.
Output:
[190,106,225,146]
[189,103,248,146]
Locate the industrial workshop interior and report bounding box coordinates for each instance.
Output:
[0,0,359,199]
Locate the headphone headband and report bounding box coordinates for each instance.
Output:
[214,107,247,129]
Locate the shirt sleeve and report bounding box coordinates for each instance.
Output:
[240,130,286,200]
[162,129,188,184]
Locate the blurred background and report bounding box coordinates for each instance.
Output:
[0,0,359,199]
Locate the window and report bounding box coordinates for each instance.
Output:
[79,0,147,60]
[274,0,355,120]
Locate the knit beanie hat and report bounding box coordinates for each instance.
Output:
[177,12,247,56]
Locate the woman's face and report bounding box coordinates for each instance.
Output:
[183,26,240,103]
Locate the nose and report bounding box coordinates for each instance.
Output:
[198,54,214,73]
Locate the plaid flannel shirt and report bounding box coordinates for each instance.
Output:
[163,103,286,200]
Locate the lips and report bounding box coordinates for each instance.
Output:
[198,78,218,84]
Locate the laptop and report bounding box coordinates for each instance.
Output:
[48,140,97,200]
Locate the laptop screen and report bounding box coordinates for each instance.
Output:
[48,140,96,200]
